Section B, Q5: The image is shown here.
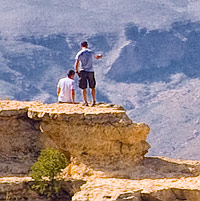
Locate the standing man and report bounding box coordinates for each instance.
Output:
[57,69,75,103]
[75,41,102,106]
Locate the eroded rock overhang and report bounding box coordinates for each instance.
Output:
[0,100,150,176]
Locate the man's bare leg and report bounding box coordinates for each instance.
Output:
[82,89,88,105]
[91,88,96,106]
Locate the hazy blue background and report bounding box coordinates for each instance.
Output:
[0,0,200,159]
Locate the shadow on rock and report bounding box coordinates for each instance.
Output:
[66,156,200,180]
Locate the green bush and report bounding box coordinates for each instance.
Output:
[30,148,67,198]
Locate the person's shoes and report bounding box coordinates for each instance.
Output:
[82,102,89,106]
[91,101,96,107]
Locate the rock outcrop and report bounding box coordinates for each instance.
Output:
[0,178,85,201]
[0,100,150,176]
[0,100,200,201]
[29,103,150,170]
[70,157,200,201]
[0,101,42,176]
[0,157,200,201]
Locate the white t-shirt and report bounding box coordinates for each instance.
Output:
[57,77,75,102]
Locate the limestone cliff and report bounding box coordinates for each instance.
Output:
[0,100,200,201]
[0,100,150,176]
[0,101,42,176]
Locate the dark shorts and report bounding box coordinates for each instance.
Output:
[79,71,96,89]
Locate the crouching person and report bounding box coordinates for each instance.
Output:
[57,70,75,103]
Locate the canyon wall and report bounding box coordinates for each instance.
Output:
[0,100,150,176]
[1,100,200,201]
[0,102,43,176]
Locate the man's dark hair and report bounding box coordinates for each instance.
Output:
[81,41,88,48]
[67,69,75,77]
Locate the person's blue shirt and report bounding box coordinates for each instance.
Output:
[75,48,95,72]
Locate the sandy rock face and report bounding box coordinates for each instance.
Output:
[70,156,200,201]
[28,105,150,169]
[0,177,85,201]
[0,102,42,176]
[0,100,150,176]
[0,100,200,201]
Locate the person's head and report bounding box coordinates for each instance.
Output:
[81,41,88,48]
[67,69,75,79]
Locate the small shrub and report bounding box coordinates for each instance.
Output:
[30,148,67,199]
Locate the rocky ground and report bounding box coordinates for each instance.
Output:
[0,156,200,201]
[0,100,124,114]
[0,100,200,201]
[65,156,200,201]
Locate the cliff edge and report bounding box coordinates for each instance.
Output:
[0,100,150,176]
[0,100,200,201]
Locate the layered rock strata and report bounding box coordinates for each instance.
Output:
[72,176,200,201]
[0,100,150,176]
[70,157,200,201]
[1,100,200,201]
[28,104,150,170]
[0,101,42,176]
[0,177,85,201]
[0,157,200,201]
